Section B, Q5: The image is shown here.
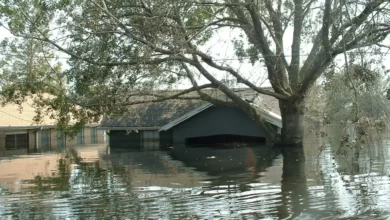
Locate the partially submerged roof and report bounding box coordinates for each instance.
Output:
[0,95,100,130]
[100,88,282,130]
[0,97,57,128]
[100,99,208,129]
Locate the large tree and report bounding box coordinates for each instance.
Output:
[0,0,390,145]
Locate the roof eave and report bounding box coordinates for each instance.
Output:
[98,126,160,131]
[0,125,56,131]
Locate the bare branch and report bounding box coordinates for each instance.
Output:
[195,52,289,100]
[289,0,304,88]
[181,63,234,106]
[330,0,386,44]
[322,0,332,52]
[82,84,216,107]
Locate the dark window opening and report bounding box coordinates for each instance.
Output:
[109,130,142,148]
[185,134,266,146]
[6,133,28,151]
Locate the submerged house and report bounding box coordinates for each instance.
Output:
[0,97,106,156]
[100,89,282,149]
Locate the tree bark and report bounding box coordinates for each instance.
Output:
[279,98,305,146]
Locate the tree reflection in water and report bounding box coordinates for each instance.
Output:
[277,146,309,219]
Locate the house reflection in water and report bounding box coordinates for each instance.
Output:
[103,145,282,188]
[0,145,103,192]
[168,145,281,184]
[0,97,106,156]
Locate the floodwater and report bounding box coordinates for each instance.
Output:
[1,130,390,219]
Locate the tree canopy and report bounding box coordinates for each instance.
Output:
[1,0,390,143]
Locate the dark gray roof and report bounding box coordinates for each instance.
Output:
[100,88,280,129]
[100,99,207,128]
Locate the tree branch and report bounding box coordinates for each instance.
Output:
[10,33,190,66]
[244,2,289,92]
[330,0,386,44]
[289,0,304,89]
[194,51,289,100]
[322,0,333,52]
[181,63,235,106]
[82,84,215,107]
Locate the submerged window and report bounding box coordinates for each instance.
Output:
[40,129,50,151]
[90,127,97,144]
[76,128,84,145]
[141,130,159,149]
[5,133,28,151]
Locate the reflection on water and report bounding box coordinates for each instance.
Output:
[0,133,390,219]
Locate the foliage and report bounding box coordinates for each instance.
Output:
[1,0,390,143]
[322,65,390,124]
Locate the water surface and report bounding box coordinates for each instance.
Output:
[0,134,390,219]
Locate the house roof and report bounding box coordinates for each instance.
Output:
[0,95,100,129]
[100,88,282,130]
[0,97,57,128]
[100,99,208,129]
[234,88,280,115]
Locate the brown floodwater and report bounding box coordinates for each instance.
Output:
[0,130,390,219]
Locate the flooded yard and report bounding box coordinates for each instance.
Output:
[0,135,390,219]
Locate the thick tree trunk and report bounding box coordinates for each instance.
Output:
[279,98,305,146]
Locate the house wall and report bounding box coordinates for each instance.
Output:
[0,126,106,155]
[84,127,91,145]
[62,127,105,148]
[171,106,266,144]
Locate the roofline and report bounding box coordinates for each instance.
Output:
[159,103,213,131]
[0,125,56,131]
[0,123,101,131]
[258,109,282,128]
[98,127,160,131]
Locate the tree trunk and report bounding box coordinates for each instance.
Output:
[279,98,305,146]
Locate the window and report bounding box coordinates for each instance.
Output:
[141,130,159,149]
[76,128,84,145]
[57,130,65,149]
[40,129,50,151]
[90,127,97,144]
[5,133,28,151]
